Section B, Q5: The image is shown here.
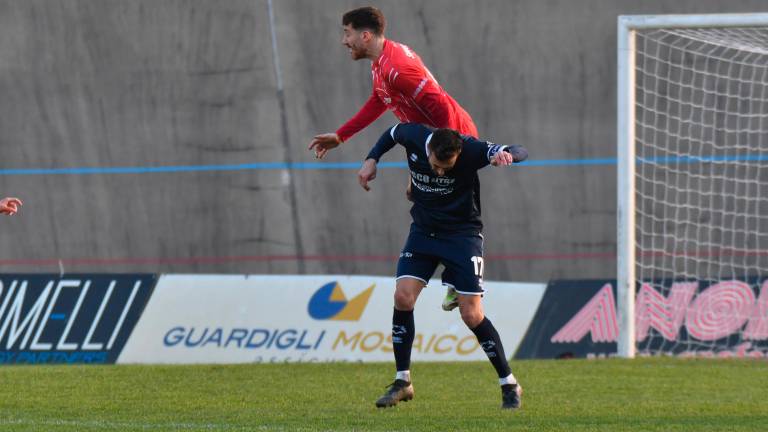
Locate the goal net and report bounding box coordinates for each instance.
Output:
[617,14,768,358]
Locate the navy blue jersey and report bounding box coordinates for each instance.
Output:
[366,123,527,234]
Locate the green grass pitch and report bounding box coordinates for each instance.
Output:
[0,358,765,431]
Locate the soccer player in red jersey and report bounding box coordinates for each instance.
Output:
[309,7,477,312]
[309,6,478,156]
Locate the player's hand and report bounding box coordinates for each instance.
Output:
[358,159,378,191]
[490,150,514,167]
[0,197,22,215]
[309,133,342,159]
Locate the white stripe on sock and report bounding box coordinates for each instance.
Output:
[499,373,517,386]
[396,370,411,382]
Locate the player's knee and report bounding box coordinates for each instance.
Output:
[393,289,416,310]
[459,307,483,328]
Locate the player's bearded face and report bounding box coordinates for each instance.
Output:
[342,25,368,60]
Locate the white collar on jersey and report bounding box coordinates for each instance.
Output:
[424,133,433,157]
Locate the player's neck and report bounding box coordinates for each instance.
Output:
[367,37,386,61]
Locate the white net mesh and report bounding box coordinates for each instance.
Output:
[634,26,768,357]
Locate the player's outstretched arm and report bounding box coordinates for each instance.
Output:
[310,93,388,159]
[359,124,407,191]
[358,159,378,191]
[465,138,528,170]
[365,124,401,162]
[490,145,528,166]
[0,197,22,216]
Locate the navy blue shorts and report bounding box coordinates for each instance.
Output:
[396,224,485,295]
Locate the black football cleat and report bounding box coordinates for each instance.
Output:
[501,383,522,410]
[375,379,414,408]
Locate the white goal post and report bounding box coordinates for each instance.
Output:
[617,14,768,358]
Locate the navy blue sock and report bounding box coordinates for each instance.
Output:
[471,317,512,378]
[392,308,415,373]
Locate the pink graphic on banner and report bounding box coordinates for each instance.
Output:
[685,280,755,341]
[551,283,619,343]
[744,280,768,340]
[635,282,697,341]
[551,279,768,352]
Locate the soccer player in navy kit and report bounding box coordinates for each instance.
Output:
[357,123,528,409]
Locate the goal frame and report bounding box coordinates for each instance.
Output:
[616,13,768,358]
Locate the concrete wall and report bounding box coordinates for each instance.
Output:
[0,0,765,280]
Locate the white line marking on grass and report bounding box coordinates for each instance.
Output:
[0,417,384,432]
[0,417,295,431]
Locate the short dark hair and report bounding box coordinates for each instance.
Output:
[342,6,386,36]
[429,129,463,161]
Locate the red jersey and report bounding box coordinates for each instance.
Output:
[336,39,477,142]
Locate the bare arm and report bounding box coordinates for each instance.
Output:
[309,93,387,159]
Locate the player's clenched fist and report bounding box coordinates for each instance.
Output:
[0,197,22,216]
[358,159,378,191]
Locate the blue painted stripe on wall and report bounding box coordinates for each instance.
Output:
[1,154,767,176]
